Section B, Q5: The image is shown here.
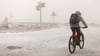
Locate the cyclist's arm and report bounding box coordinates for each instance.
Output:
[80,17,88,27]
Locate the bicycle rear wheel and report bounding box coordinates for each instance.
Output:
[79,33,84,49]
[68,36,76,54]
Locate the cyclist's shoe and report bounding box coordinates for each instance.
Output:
[76,43,79,46]
[76,41,80,46]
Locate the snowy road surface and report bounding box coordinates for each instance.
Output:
[0,25,100,56]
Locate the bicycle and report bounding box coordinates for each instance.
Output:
[68,27,86,54]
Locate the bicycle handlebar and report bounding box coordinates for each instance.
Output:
[80,27,88,29]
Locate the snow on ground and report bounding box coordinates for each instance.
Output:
[0,23,63,33]
[0,25,100,56]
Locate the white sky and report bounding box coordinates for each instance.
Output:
[0,0,100,23]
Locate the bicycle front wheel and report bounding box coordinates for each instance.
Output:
[79,33,84,49]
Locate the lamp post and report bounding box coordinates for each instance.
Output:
[4,17,8,29]
[51,11,56,24]
[36,1,45,24]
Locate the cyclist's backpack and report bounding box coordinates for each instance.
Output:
[70,14,80,24]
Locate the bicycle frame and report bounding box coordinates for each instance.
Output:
[73,31,78,41]
[73,27,85,40]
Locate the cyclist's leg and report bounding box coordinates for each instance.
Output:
[76,27,81,45]
[71,27,76,36]
[71,27,76,43]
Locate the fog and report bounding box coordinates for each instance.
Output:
[0,0,100,23]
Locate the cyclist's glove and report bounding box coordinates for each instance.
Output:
[85,26,88,28]
[83,26,88,28]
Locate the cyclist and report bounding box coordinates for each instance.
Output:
[69,11,88,45]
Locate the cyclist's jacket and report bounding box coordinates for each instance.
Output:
[70,14,81,28]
